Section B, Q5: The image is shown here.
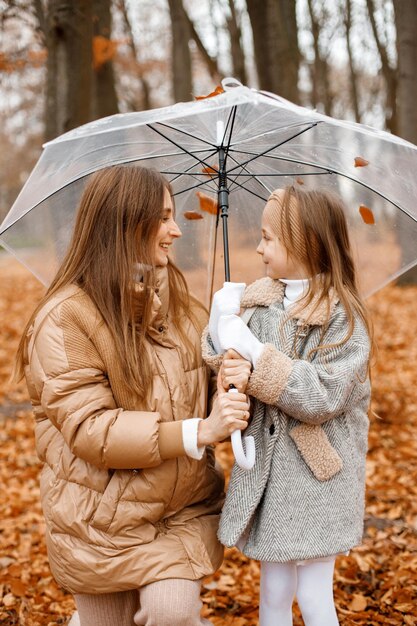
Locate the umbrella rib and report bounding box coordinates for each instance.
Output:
[146,124,217,167]
[226,123,320,174]
[159,170,329,177]
[172,172,268,202]
[228,150,416,216]
[225,120,323,148]
[151,122,217,148]
[161,147,219,188]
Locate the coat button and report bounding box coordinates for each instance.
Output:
[269,424,275,435]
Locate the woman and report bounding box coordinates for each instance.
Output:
[15,165,250,626]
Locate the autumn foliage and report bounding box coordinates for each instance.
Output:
[0,260,417,625]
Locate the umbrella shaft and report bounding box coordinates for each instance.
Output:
[218,147,231,281]
[222,212,231,281]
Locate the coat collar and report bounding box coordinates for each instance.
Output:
[241,276,339,327]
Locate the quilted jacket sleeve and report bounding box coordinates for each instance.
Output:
[26,303,184,470]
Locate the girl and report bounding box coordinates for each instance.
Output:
[203,185,372,626]
[14,165,250,626]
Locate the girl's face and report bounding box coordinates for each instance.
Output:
[256,203,309,280]
[153,188,182,266]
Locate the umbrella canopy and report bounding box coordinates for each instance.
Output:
[2,77,417,305]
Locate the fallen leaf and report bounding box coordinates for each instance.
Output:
[348,594,368,611]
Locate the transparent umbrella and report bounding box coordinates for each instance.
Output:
[2,77,417,467]
[2,77,417,304]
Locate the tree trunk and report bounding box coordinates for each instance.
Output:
[393,0,417,284]
[44,0,93,141]
[118,0,151,111]
[91,0,119,119]
[366,0,397,134]
[167,0,192,102]
[247,0,299,103]
[394,0,417,144]
[226,0,247,84]
[246,0,269,89]
[307,0,332,115]
[345,0,360,122]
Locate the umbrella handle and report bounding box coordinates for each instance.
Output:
[229,388,256,470]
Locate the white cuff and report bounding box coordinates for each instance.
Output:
[182,418,205,460]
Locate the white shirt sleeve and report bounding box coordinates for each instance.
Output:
[182,418,206,460]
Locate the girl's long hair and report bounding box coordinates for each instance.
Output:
[271,185,373,360]
[15,165,202,398]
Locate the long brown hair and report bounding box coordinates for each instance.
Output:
[269,185,373,359]
[15,165,201,397]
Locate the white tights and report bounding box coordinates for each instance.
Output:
[260,558,340,626]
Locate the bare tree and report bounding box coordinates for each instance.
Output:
[91,0,119,119]
[306,0,332,115]
[44,0,93,140]
[167,0,193,102]
[393,0,417,284]
[118,0,151,111]
[393,0,417,144]
[344,0,360,122]
[366,0,397,134]
[226,0,247,84]
[246,0,300,103]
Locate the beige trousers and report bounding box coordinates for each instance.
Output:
[74,578,213,626]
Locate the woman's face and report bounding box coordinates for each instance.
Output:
[256,198,309,280]
[153,188,182,266]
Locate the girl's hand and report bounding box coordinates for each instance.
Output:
[197,389,250,446]
[220,349,252,393]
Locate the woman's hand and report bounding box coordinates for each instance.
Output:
[197,388,250,446]
[220,349,252,393]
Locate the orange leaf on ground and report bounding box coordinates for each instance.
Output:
[359,205,375,224]
[196,191,218,215]
[348,594,368,611]
[2,262,417,625]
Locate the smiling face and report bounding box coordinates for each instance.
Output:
[256,192,309,280]
[153,187,182,266]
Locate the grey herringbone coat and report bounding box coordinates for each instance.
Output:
[202,277,371,563]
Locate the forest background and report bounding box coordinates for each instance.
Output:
[1,0,417,625]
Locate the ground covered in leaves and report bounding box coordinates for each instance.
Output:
[0,260,416,625]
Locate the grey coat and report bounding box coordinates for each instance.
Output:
[202,277,371,563]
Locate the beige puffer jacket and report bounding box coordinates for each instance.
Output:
[23,269,224,594]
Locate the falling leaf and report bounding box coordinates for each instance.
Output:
[196,191,218,215]
[202,165,219,178]
[359,205,375,225]
[354,156,370,167]
[195,85,225,100]
[184,211,203,221]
